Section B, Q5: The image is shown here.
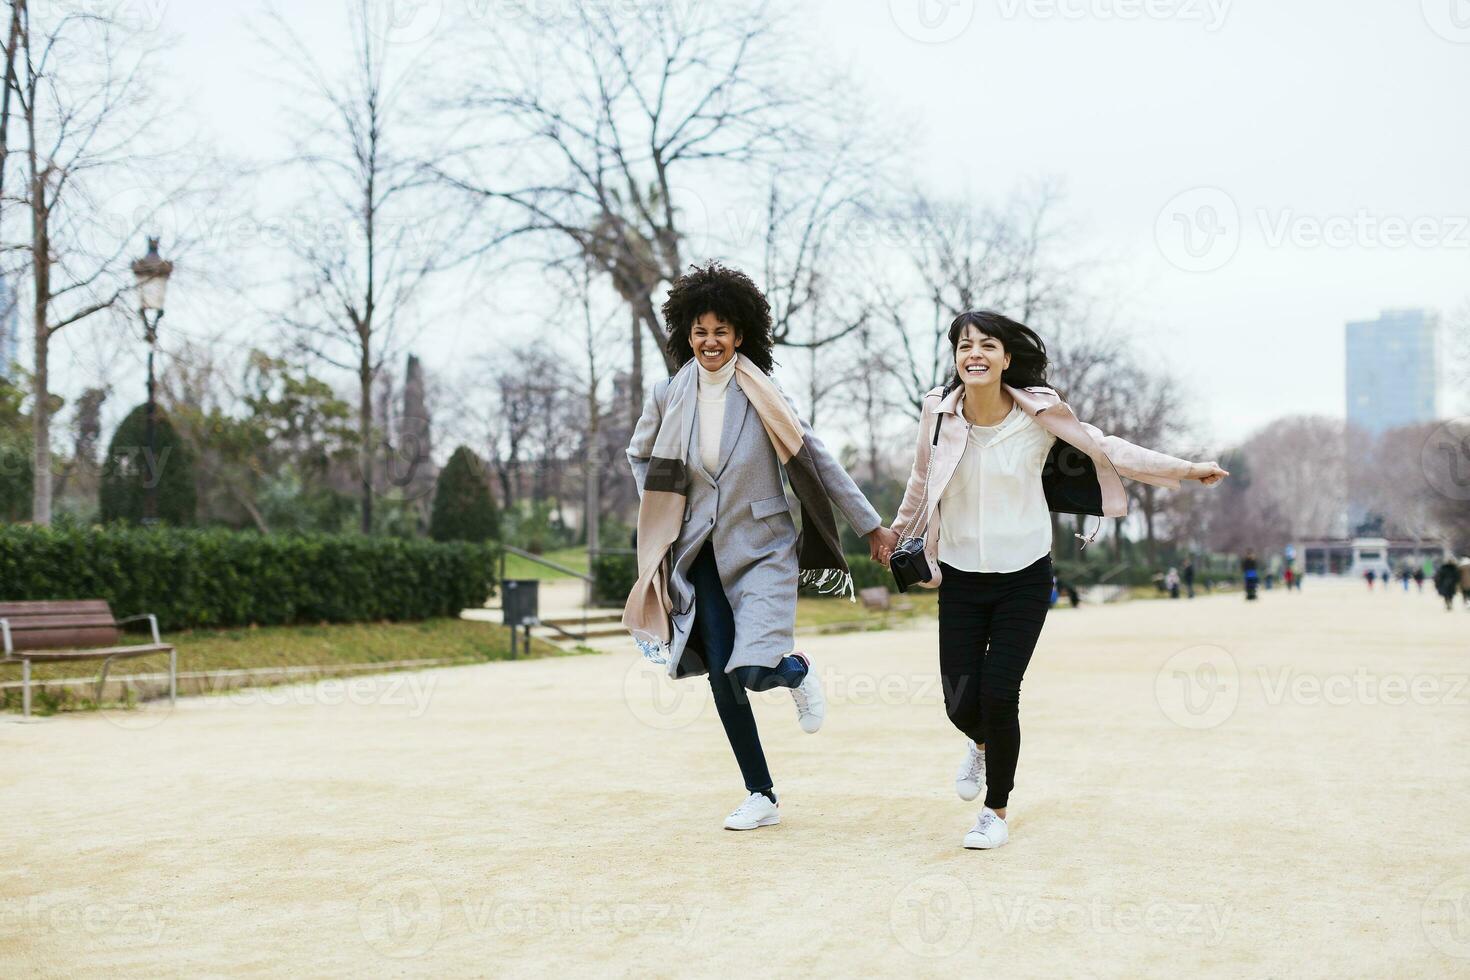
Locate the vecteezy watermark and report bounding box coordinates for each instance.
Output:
[77,0,170,35]
[622,657,709,731]
[994,0,1231,30]
[1423,873,1470,959]
[218,673,439,717]
[1256,668,1468,708]
[1256,210,1470,251]
[358,873,702,959]
[1155,187,1241,273]
[367,0,445,44]
[889,0,977,44]
[1154,644,1239,730]
[1156,189,1470,272]
[890,873,974,958]
[358,876,443,960]
[1421,0,1470,43]
[983,895,1233,946]
[0,897,170,946]
[1421,418,1470,502]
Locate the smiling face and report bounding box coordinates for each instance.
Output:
[690,312,742,370]
[954,324,1010,390]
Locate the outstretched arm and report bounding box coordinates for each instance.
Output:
[1080,422,1228,488]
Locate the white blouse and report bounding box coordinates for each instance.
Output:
[937,403,1058,573]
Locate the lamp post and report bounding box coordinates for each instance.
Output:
[131,237,172,524]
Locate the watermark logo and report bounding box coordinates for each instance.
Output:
[368,0,444,45]
[889,0,977,43]
[1422,418,1470,502]
[1423,873,1470,959]
[0,898,170,945]
[994,0,1231,30]
[1155,187,1240,272]
[1422,0,1470,43]
[358,875,443,959]
[890,873,973,958]
[622,657,708,730]
[1155,644,1238,729]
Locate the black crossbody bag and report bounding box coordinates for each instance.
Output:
[889,414,943,593]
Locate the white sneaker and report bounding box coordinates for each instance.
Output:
[724,792,780,831]
[790,654,826,734]
[962,807,1009,850]
[955,740,985,801]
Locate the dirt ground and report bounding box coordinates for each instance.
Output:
[3,578,1468,977]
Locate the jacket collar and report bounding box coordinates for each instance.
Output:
[932,383,1062,418]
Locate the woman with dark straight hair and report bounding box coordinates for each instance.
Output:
[879,310,1228,849]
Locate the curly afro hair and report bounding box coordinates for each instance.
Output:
[661,261,776,374]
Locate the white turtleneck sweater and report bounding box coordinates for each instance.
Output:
[697,357,736,474]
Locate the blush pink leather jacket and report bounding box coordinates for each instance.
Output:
[889,384,1196,588]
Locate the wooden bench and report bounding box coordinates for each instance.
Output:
[0,600,177,719]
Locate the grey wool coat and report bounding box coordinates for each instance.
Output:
[627,373,882,680]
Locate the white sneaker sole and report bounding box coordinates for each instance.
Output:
[956,780,981,801]
[724,814,780,831]
[963,833,1007,850]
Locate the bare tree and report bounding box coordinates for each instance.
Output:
[261,0,464,533]
[437,0,803,413]
[877,186,1071,413]
[6,2,174,524]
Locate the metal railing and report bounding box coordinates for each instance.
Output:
[498,545,597,644]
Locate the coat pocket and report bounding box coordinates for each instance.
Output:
[750,493,791,520]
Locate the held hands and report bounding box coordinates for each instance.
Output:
[867,526,899,566]
[1189,461,1230,486]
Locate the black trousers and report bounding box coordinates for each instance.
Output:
[937,555,1052,810]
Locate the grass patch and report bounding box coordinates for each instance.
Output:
[501,546,590,581]
[795,590,939,630]
[0,617,569,711]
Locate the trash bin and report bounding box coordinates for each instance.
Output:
[503,579,540,627]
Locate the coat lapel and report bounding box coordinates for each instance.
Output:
[714,378,750,477]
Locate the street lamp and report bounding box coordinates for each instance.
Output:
[131,237,172,524]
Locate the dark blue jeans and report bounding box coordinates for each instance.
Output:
[690,542,808,793]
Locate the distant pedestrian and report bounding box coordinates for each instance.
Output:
[1399,566,1411,592]
[1165,567,1181,599]
[1435,560,1460,612]
[1413,566,1425,592]
[1242,551,1260,601]
[1364,568,1375,590]
[1183,559,1196,599]
[1459,557,1470,608]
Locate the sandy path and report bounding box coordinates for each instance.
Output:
[3,580,1468,977]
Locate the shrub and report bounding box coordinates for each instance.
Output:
[0,525,498,631]
[100,403,196,525]
[430,446,499,543]
[592,551,637,605]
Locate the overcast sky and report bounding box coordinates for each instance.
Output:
[86,0,1470,447]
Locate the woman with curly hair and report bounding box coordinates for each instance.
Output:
[624,261,898,831]
[881,310,1227,850]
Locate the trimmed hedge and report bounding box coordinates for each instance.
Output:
[592,551,637,605]
[0,525,498,631]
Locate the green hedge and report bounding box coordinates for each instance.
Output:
[0,525,498,631]
[592,551,637,605]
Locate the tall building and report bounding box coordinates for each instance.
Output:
[1344,308,1440,438]
[0,277,17,381]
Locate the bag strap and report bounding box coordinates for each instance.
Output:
[897,408,944,542]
